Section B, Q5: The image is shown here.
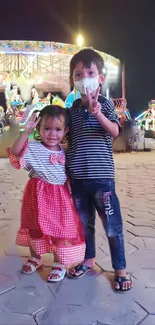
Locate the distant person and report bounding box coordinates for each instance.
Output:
[0,91,7,113]
[67,48,132,291]
[31,87,39,104]
[8,105,85,282]
[0,107,4,134]
[138,125,145,150]
[129,122,138,152]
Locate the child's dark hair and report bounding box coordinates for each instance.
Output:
[39,105,69,128]
[70,48,104,81]
[33,109,40,114]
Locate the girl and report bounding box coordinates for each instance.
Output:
[9,105,85,282]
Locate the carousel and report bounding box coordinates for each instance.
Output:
[0,40,130,156]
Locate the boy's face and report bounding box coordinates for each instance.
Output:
[72,62,105,85]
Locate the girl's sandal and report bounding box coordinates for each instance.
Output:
[22,257,44,275]
[68,264,91,279]
[114,275,133,292]
[48,263,66,282]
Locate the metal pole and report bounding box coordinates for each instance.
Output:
[122,63,125,99]
[122,63,126,117]
[17,54,20,77]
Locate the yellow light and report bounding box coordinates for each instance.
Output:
[77,34,83,47]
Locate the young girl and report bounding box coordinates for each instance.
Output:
[9,105,85,282]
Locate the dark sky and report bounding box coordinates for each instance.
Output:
[1,0,155,117]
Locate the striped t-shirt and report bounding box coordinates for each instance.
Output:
[66,95,119,179]
[21,142,67,185]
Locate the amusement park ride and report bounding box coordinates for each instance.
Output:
[135,100,155,131]
[0,40,131,135]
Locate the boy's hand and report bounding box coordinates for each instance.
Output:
[86,87,102,118]
[25,113,41,135]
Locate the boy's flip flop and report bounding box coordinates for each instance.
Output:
[68,264,91,278]
[114,275,133,292]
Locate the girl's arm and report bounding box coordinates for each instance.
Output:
[65,162,72,195]
[11,131,30,156]
[11,113,41,156]
[66,177,72,195]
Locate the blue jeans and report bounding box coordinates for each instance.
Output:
[70,178,126,270]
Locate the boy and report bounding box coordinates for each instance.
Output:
[66,48,132,291]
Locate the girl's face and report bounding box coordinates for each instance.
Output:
[38,114,68,150]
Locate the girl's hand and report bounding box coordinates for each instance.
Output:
[86,86,102,118]
[25,113,41,135]
[66,178,72,196]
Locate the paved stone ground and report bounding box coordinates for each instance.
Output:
[0,152,155,324]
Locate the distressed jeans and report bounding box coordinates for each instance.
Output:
[70,178,126,270]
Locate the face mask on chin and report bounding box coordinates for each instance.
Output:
[74,76,99,95]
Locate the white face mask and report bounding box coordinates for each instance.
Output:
[74,76,99,95]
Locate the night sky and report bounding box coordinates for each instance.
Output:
[1,0,155,117]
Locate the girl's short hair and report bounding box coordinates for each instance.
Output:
[39,105,69,128]
[70,48,104,81]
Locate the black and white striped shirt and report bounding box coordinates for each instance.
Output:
[67,95,119,179]
[22,142,67,185]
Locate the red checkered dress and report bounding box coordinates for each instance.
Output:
[9,141,85,266]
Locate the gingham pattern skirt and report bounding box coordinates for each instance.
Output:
[16,178,85,266]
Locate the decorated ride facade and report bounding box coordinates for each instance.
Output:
[0,41,126,118]
[135,100,155,131]
[0,40,131,128]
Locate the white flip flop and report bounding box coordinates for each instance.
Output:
[48,263,66,282]
[22,257,43,275]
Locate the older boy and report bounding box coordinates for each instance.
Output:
[67,48,132,291]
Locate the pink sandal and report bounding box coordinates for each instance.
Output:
[22,257,43,274]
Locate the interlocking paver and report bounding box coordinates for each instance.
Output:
[140,315,155,325]
[37,275,147,325]
[133,287,155,314]
[133,268,155,288]
[128,236,146,250]
[0,285,53,315]
[0,312,36,325]
[127,211,153,219]
[0,152,155,324]
[128,226,155,238]
[126,217,155,227]
[141,237,155,249]
[36,302,146,325]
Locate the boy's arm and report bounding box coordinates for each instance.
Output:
[86,88,119,138]
[95,113,119,138]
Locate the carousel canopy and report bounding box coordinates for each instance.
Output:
[0,40,120,64]
[0,40,120,98]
